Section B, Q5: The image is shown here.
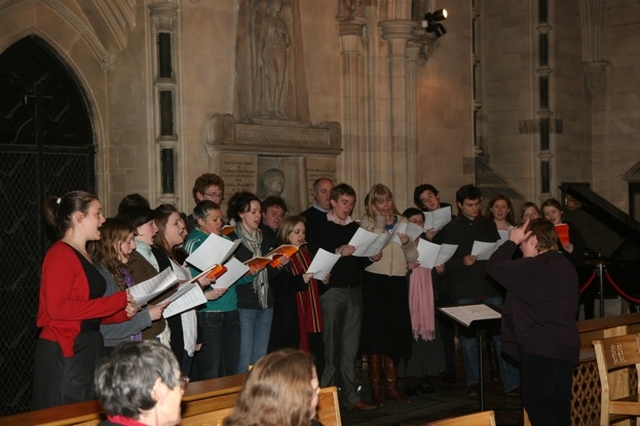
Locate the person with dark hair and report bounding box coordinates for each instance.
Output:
[117,193,151,213]
[89,218,167,353]
[413,183,451,241]
[227,191,280,374]
[360,184,417,404]
[184,200,250,379]
[224,349,320,426]
[301,178,334,229]
[268,215,327,379]
[540,199,585,270]
[306,183,380,411]
[260,195,288,251]
[433,184,520,396]
[33,191,136,409]
[400,207,444,395]
[487,218,580,425]
[95,340,187,426]
[519,201,542,224]
[153,204,213,378]
[485,194,516,232]
[117,205,170,343]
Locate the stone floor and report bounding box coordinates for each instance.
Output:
[336,352,524,426]
[340,375,524,426]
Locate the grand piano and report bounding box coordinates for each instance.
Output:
[560,183,640,315]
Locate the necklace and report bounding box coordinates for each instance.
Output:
[62,239,92,263]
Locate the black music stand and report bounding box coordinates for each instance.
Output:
[437,304,502,411]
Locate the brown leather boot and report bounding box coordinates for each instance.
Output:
[383,355,410,404]
[368,354,384,405]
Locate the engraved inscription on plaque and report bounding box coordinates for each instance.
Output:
[221,155,258,197]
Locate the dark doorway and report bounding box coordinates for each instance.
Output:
[0,35,95,415]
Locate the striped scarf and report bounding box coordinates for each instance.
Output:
[289,248,324,352]
[236,224,269,308]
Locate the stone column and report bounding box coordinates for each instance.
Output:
[378,18,415,209]
[337,8,367,196]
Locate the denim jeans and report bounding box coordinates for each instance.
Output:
[455,296,520,393]
[237,308,273,374]
[195,310,240,379]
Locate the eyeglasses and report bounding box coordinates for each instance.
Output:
[178,376,190,391]
[203,191,224,201]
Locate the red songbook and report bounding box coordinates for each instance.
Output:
[206,264,228,279]
[555,223,569,245]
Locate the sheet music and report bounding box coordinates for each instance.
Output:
[128,268,179,305]
[211,258,250,289]
[349,225,397,257]
[423,206,452,231]
[391,222,424,245]
[416,239,458,269]
[185,233,241,272]
[471,240,498,261]
[306,248,340,281]
[497,230,510,248]
[438,304,501,327]
[161,283,207,318]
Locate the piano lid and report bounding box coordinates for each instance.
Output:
[560,183,640,259]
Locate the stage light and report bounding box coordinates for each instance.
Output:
[422,9,448,38]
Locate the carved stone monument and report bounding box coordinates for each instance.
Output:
[206,0,341,213]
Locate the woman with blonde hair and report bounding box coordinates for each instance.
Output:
[224,349,321,426]
[269,215,327,379]
[360,184,418,404]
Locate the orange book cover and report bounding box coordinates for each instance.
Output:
[221,225,236,236]
[244,257,272,274]
[206,264,228,279]
[555,223,569,245]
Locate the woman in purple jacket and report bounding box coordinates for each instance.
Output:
[487,218,580,426]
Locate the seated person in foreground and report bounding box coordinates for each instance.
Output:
[95,341,188,426]
[224,349,322,426]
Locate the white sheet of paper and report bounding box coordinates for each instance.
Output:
[438,304,501,327]
[391,222,423,245]
[435,243,458,267]
[423,206,452,231]
[471,240,498,261]
[306,248,340,281]
[416,240,459,269]
[349,225,397,257]
[211,258,250,289]
[161,283,207,318]
[185,233,241,272]
[128,268,179,305]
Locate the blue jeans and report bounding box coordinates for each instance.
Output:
[196,310,240,379]
[455,296,520,393]
[237,308,273,374]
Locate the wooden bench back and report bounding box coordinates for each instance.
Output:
[0,374,246,426]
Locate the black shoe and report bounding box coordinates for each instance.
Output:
[414,383,437,395]
[441,373,459,386]
[467,384,480,397]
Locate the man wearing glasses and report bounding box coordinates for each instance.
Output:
[187,173,225,231]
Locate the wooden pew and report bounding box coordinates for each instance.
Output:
[177,385,342,426]
[0,374,245,426]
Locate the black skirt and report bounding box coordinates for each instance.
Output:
[361,271,413,361]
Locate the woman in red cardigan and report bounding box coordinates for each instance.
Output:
[33,191,136,409]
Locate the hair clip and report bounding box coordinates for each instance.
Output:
[56,198,61,205]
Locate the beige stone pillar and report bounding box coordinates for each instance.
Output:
[338,17,367,197]
[378,19,415,209]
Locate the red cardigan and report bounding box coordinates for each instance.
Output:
[37,241,129,357]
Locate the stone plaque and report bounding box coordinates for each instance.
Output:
[220,154,258,197]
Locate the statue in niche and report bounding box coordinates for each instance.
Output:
[259,168,294,213]
[252,0,293,119]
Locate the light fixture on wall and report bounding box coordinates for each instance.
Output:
[422,9,448,38]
